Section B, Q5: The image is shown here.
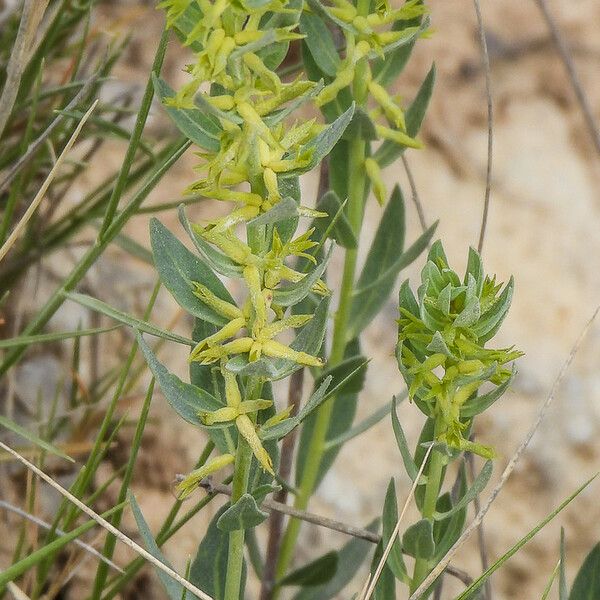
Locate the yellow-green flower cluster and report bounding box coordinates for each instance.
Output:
[396,241,522,458]
[159,0,323,220]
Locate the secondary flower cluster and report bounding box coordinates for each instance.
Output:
[396,241,522,458]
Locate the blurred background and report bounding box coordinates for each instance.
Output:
[2,0,600,597]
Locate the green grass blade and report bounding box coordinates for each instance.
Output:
[0,415,73,462]
[0,325,121,349]
[64,292,194,346]
[0,502,126,587]
[455,474,598,600]
[98,27,169,238]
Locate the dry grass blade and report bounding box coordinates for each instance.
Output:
[533,0,600,156]
[6,582,31,600]
[0,440,214,600]
[473,0,494,254]
[0,0,49,140]
[0,500,122,573]
[359,444,434,600]
[408,305,600,599]
[0,100,98,263]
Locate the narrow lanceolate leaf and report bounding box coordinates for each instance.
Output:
[137,333,230,449]
[433,461,493,520]
[247,197,299,228]
[279,551,338,587]
[178,206,243,279]
[153,75,221,152]
[272,296,330,379]
[64,292,193,345]
[190,506,247,600]
[371,541,397,600]
[216,494,268,532]
[350,216,438,339]
[0,325,120,349]
[316,190,356,249]
[402,519,435,560]
[150,218,234,326]
[0,415,73,462]
[569,542,600,600]
[382,479,409,583]
[347,186,419,338]
[272,245,333,307]
[285,104,355,177]
[130,494,198,600]
[260,376,332,441]
[374,64,436,168]
[391,396,419,481]
[293,520,378,600]
[456,474,598,600]
[299,12,340,77]
[461,367,515,418]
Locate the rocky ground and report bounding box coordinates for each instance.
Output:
[3,1,600,598]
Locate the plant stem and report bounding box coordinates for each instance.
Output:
[274,10,371,588]
[224,436,253,600]
[411,420,445,593]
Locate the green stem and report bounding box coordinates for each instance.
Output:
[411,420,445,593]
[274,25,371,591]
[224,438,253,599]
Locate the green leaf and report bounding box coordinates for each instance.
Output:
[569,542,600,600]
[247,197,299,228]
[560,528,568,600]
[178,206,243,279]
[137,333,231,452]
[296,342,366,488]
[286,104,355,177]
[382,479,409,582]
[293,520,378,600]
[371,541,397,600]
[402,519,435,560]
[374,64,436,168]
[456,474,598,600]
[299,12,340,77]
[64,292,194,345]
[372,9,423,87]
[433,461,493,521]
[461,367,515,418]
[391,396,418,481]
[189,506,246,600]
[325,396,401,451]
[351,218,438,337]
[130,494,198,600]
[349,186,434,338]
[279,551,338,587]
[153,75,221,152]
[316,190,356,250]
[216,494,268,532]
[272,245,333,307]
[342,107,378,141]
[0,325,120,349]
[0,415,74,462]
[260,376,332,441]
[150,218,234,326]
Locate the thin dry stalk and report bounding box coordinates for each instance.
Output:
[0,0,49,140]
[473,0,494,254]
[0,440,214,600]
[0,500,122,572]
[408,305,600,599]
[401,154,428,233]
[0,100,98,263]
[533,0,600,155]
[359,444,434,600]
